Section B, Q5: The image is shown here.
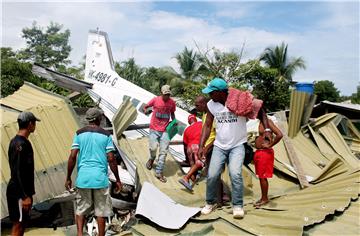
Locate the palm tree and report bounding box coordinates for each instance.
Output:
[260,42,306,82]
[174,47,199,81]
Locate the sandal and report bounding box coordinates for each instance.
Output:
[178,179,193,191]
[254,199,269,208]
[146,159,154,170]
[155,173,167,183]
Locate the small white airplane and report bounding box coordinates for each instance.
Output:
[29,29,193,233]
[33,29,191,163]
[83,29,191,162]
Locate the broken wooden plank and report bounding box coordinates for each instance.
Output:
[275,112,310,188]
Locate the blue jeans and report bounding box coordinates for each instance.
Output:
[206,145,245,207]
[149,129,170,174]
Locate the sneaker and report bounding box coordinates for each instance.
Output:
[233,206,244,219]
[201,203,217,215]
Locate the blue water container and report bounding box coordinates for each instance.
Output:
[295,82,314,94]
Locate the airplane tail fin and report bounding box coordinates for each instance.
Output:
[84,30,116,84]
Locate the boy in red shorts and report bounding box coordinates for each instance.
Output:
[253,118,282,208]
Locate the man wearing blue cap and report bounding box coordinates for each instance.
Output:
[198,77,270,219]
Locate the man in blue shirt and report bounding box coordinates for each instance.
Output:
[65,108,122,236]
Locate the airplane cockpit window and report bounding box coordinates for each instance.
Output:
[131,98,140,107]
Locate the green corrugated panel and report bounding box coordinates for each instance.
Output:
[112,97,138,140]
[319,122,358,167]
[304,199,360,236]
[116,112,360,235]
[308,125,336,157]
[288,91,310,138]
[120,137,360,235]
[0,83,80,218]
[310,158,348,184]
[311,113,338,130]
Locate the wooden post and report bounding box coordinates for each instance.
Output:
[275,112,309,188]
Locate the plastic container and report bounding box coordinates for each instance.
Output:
[295,82,314,94]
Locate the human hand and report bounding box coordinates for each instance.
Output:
[22,197,32,212]
[264,131,273,143]
[65,179,72,191]
[114,181,122,194]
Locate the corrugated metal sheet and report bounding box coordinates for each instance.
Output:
[319,122,358,167]
[112,98,138,141]
[288,91,310,138]
[304,199,360,236]
[0,83,80,218]
[127,152,358,235]
[120,112,359,235]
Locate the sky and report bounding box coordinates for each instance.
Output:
[2,0,359,96]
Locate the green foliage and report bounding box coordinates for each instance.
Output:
[196,47,244,82]
[39,81,69,96]
[238,60,290,112]
[181,81,207,109]
[72,94,95,107]
[18,21,71,69]
[174,47,199,80]
[344,86,360,104]
[1,47,42,97]
[314,80,340,103]
[260,42,306,82]
[350,86,360,104]
[115,58,144,85]
[116,59,181,96]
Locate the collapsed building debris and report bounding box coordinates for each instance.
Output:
[1,84,359,235]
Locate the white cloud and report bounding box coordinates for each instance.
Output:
[2,1,359,95]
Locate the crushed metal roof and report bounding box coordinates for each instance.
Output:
[320,100,360,111]
[119,134,359,235]
[1,83,359,235]
[312,100,360,120]
[0,82,80,218]
[118,90,360,235]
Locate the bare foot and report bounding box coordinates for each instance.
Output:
[254,199,269,208]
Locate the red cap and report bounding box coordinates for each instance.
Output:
[188,114,197,124]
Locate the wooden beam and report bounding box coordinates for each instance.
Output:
[275,112,310,189]
[67,91,81,100]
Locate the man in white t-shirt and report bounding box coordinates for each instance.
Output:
[198,77,270,219]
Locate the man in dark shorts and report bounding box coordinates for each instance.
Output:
[6,111,40,236]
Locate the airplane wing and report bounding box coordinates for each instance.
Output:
[32,63,93,93]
